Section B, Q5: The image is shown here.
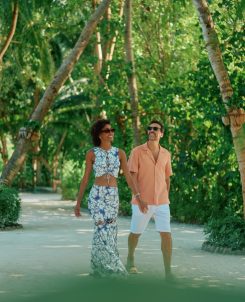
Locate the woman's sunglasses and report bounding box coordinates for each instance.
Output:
[100,128,115,133]
[147,126,161,131]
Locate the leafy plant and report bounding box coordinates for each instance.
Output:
[118,176,131,216]
[61,160,84,201]
[204,208,245,250]
[0,184,21,227]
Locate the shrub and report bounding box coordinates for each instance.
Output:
[204,209,245,251]
[0,184,21,227]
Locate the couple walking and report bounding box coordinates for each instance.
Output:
[74,119,173,280]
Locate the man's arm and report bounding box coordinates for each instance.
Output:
[119,149,148,213]
[166,177,170,194]
[130,171,148,213]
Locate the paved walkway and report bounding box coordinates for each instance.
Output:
[0,193,244,302]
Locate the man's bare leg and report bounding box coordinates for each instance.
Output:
[127,232,141,272]
[160,232,172,279]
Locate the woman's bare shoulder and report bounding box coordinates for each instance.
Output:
[86,149,95,161]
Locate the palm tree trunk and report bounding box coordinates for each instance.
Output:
[124,0,140,146]
[0,0,19,63]
[0,0,112,186]
[193,0,245,218]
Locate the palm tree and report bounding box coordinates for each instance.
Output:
[193,0,245,218]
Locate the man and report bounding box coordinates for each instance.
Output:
[127,120,173,280]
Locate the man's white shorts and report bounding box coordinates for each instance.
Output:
[130,204,171,234]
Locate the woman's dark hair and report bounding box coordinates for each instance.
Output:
[149,120,164,132]
[91,119,111,146]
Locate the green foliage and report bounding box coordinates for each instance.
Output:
[204,208,245,250]
[61,160,84,201]
[23,120,41,131]
[0,0,243,239]
[118,176,132,216]
[0,184,21,227]
[12,158,35,190]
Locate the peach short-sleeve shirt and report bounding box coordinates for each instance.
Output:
[128,143,173,205]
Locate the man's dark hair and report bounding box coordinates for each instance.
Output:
[149,120,164,132]
[90,119,111,146]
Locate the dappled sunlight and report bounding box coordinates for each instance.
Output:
[9,273,25,278]
[224,283,234,286]
[41,245,82,249]
[75,229,93,233]
[1,192,244,302]
[77,273,90,277]
[118,232,130,237]
[208,279,221,283]
[180,230,198,234]
[228,271,241,275]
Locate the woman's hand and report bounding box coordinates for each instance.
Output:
[74,204,81,217]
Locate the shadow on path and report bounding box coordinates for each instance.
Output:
[0,193,244,301]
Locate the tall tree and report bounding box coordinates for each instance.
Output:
[0,1,19,166]
[0,0,19,63]
[0,0,112,186]
[193,0,245,218]
[124,0,140,146]
[0,135,8,165]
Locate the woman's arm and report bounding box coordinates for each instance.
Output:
[119,149,148,213]
[74,150,94,217]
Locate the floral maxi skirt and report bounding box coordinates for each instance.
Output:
[88,185,127,277]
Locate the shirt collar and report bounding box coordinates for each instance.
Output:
[142,142,165,153]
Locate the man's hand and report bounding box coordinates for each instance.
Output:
[138,199,148,214]
[74,204,81,217]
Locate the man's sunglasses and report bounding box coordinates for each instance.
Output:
[147,126,161,131]
[100,128,115,133]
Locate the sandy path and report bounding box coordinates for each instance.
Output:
[0,193,244,301]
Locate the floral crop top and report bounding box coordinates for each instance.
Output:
[93,147,120,178]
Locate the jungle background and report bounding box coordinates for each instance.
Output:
[0,0,244,250]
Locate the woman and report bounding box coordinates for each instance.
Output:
[74,119,144,277]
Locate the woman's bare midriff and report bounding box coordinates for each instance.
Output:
[94,174,118,187]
